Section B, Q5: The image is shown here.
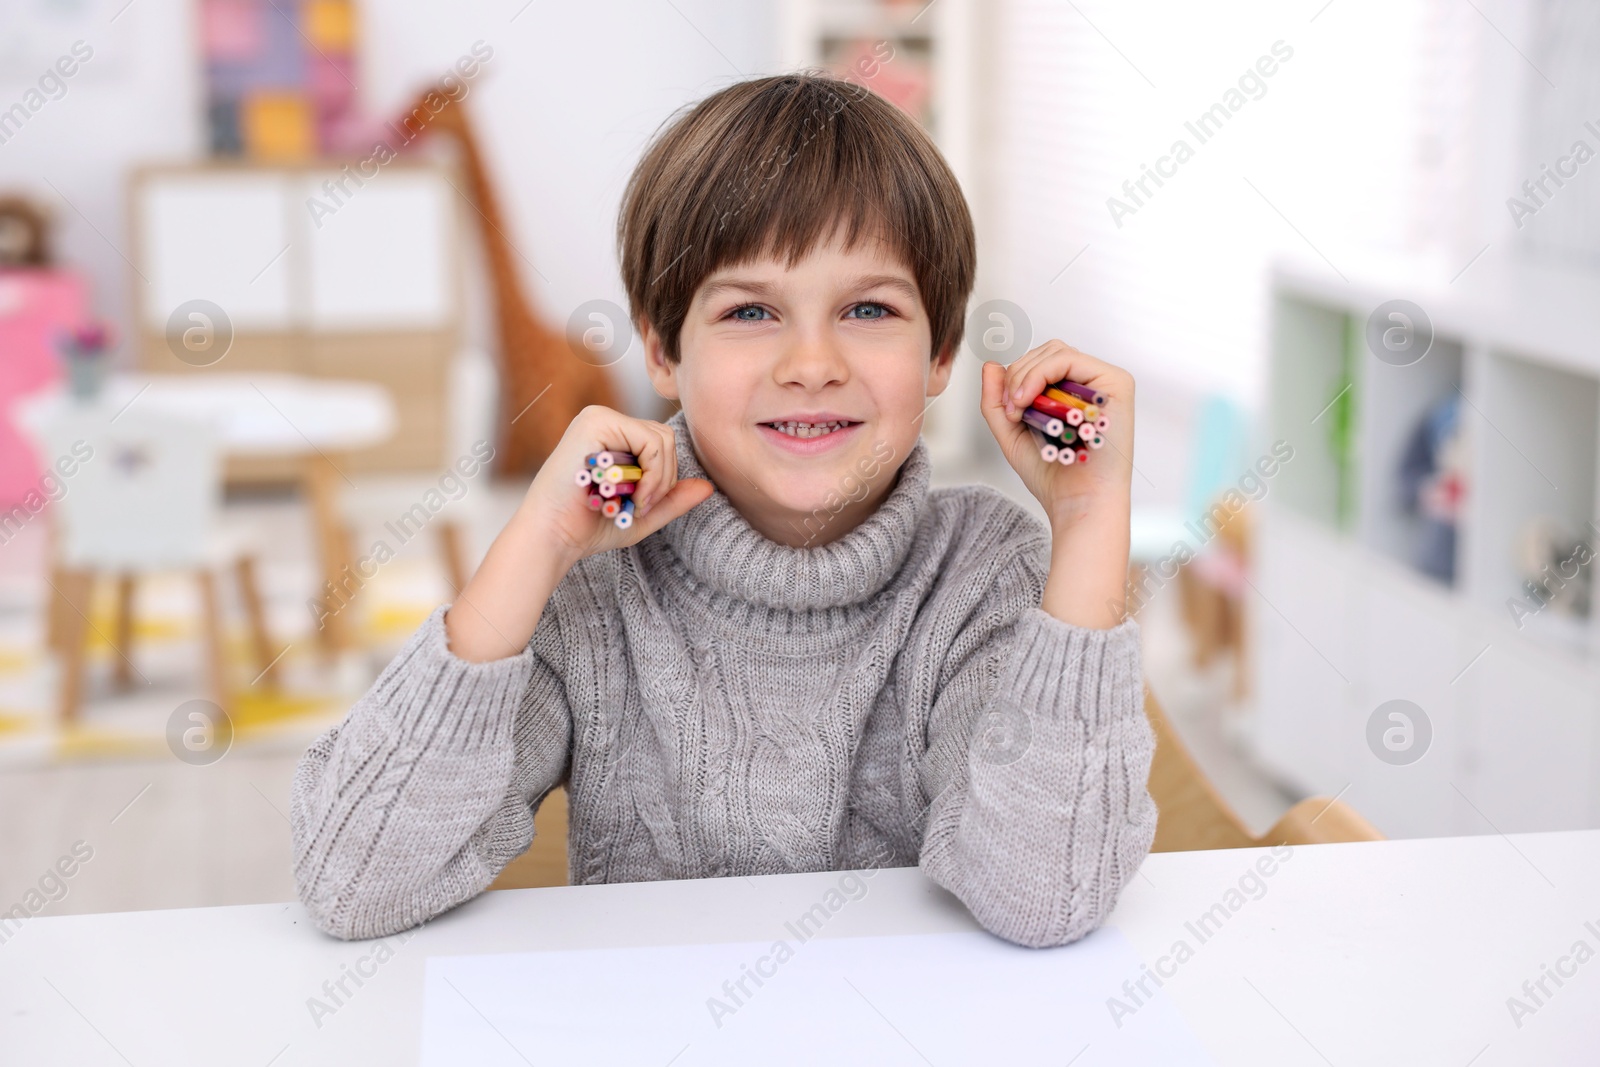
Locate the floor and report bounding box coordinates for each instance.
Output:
[0,428,1298,921]
[0,479,512,918]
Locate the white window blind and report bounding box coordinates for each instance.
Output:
[984,0,1486,406]
[1516,0,1600,271]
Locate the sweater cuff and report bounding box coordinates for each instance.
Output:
[380,606,537,752]
[1005,609,1142,733]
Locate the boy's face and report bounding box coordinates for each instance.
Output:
[645,228,953,547]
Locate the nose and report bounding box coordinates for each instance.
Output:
[773,321,849,391]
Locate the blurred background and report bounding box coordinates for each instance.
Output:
[1,0,1597,916]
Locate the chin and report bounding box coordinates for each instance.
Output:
[767,475,850,514]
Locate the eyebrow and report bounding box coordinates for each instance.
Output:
[696,273,920,307]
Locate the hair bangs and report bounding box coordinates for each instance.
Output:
[620,73,974,365]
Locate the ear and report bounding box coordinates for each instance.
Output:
[926,342,956,398]
[641,319,680,401]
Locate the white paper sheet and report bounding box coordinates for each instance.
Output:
[420,926,1212,1065]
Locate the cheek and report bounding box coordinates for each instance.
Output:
[843,313,930,370]
[667,340,762,430]
[861,363,935,447]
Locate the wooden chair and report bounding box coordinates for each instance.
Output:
[491,690,1381,891]
[1175,503,1252,703]
[489,786,569,890]
[1144,689,1381,849]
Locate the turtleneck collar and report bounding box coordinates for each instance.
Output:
[652,409,931,611]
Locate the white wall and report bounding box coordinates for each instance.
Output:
[0,0,780,418]
[986,0,1490,409]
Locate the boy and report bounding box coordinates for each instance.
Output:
[291,73,1155,948]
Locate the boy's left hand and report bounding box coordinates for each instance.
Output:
[979,341,1134,528]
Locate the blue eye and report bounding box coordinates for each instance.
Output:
[731,305,770,321]
[849,302,891,320]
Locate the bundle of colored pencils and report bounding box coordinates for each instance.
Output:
[574,450,642,529]
[1020,380,1108,466]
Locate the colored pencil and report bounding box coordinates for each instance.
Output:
[1021,407,1066,438]
[1042,386,1083,408]
[1029,393,1073,420]
[1052,380,1108,407]
[1025,426,1053,461]
[579,450,648,529]
[1043,388,1098,418]
[1022,378,1110,470]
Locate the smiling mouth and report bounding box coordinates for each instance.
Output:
[763,420,858,439]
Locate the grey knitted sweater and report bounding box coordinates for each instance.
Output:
[290,412,1157,947]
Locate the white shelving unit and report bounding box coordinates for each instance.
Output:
[1253,252,1600,839]
[779,0,985,469]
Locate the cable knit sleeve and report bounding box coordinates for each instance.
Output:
[289,602,573,940]
[914,546,1157,949]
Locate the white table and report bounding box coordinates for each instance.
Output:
[12,373,396,458]
[1,831,1595,1065]
[13,373,396,650]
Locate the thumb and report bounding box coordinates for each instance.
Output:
[624,477,715,540]
[979,361,1026,451]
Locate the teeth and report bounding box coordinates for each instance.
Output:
[770,421,848,439]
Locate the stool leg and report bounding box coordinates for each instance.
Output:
[46,562,71,652]
[197,570,228,712]
[113,575,136,689]
[235,556,280,687]
[55,569,95,726]
[303,454,356,653]
[437,520,469,595]
[1228,596,1250,703]
[44,516,66,652]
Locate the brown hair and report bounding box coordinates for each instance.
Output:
[617,73,975,365]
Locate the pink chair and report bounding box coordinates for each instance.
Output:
[0,269,82,509]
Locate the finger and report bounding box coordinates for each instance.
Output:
[1003,342,1062,406]
[1009,343,1120,407]
[1001,345,1059,414]
[980,362,1031,459]
[1004,341,1073,407]
[652,420,679,498]
[638,421,679,517]
[625,422,660,515]
[590,411,661,474]
[625,477,713,540]
[622,421,669,517]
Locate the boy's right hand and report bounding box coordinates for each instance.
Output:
[523,405,715,568]
[445,406,713,662]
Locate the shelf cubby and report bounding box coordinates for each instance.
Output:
[1255,253,1600,839]
[1355,335,1465,586]
[1464,350,1598,640]
[1267,294,1354,532]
